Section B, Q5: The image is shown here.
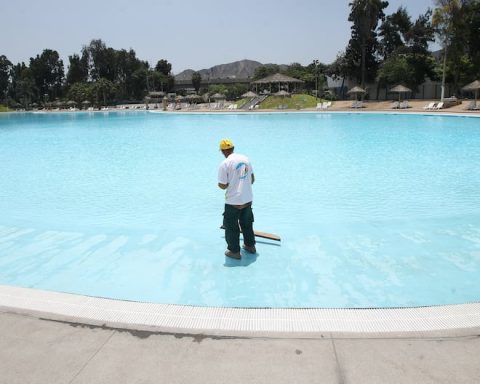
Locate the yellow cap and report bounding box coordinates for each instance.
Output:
[219,139,234,151]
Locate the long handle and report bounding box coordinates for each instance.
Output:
[220,226,281,241]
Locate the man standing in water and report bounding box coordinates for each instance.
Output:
[218,139,256,259]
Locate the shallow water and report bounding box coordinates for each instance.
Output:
[1,111,479,307]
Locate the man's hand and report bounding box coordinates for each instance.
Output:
[218,183,228,190]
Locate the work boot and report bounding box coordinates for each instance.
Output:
[225,249,241,259]
[242,244,256,254]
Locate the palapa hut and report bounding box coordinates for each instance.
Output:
[251,73,304,94]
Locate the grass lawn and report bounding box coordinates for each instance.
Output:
[0,105,11,112]
[259,94,320,109]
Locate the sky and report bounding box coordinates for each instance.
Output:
[1,0,436,75]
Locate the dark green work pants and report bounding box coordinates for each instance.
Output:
[223,203,255,253]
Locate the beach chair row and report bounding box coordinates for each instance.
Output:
[316,101,332,110]
[464,101,480,110]
[391,101,409,109]
[351,101,364,109]
[423,102,444,110]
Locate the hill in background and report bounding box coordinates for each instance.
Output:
[175,59,265,80]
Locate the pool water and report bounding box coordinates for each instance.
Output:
[1,111,480,308]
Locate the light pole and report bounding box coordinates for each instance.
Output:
[313,59,319,100]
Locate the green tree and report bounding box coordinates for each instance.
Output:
[66,53,88,85]
[377,54,415,86]
[192,71,202,93]
[92,78,117,106]
[464,0,480,77]
[131,68,148,100]
[377,7,436,95]
[432,0,464,99]
[83,39,116,81]
[67,82,93,105]
[346,0,389,86]
[10,64,36,107]
[116,49,147,99]
[378,7,412,59]
[0,55,12,103]
[253,64,280,80]
[29,49,64,101]
[155,59,172,76]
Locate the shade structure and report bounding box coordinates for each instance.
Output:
[212,93,226,100]
[186,94,201,102]
[274,90,290,97]
[389,84,412,101]
[251,73,304,93]
[66,100,76,106]
[241,91,258,98]
[462,80,480,91]
[462,80,480,107]
[347,86,366,94]
[82,100,91,105]
[347,86,366,100]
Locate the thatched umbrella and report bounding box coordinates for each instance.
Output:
[242,91,258,98]
[389,84,412,101]
[186,94,202,104]
[462,80,480,107]
[212,93,226,100]
[274,90,291,97]
[347,86,367,100]
[67,100,76,107]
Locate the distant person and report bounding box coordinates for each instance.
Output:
[218,139,256,259]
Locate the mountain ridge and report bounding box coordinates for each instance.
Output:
[174,59,286,80]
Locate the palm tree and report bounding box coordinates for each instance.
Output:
[348,0,389,87]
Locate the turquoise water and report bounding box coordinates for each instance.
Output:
[1,111,480,308]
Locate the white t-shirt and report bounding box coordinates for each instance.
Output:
[218,152,254,205]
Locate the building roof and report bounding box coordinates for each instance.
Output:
[252,73,304,84]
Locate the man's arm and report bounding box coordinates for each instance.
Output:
[218,183,228,190]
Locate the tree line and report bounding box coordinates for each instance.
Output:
[1,0,480,108]
[0,39,175,108]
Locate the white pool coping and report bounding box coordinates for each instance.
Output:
[1,285,480,333]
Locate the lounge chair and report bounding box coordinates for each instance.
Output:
[400,100,409,109]
[316,103,323,110]
[464,101,476,110]
[423,102,436,110]
[391,101,400,109]
[351,101,364,109]
[434,102,444,110]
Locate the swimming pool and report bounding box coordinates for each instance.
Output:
[1,111,479,308]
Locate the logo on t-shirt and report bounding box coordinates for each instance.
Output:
[236,162,249,179]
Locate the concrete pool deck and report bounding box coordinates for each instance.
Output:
[1,286,480,383]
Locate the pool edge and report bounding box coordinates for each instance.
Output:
[1,285,480,335]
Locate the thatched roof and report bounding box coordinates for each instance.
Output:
[252,73,304,84]
[347,86,367,94]
[389,84,412,93]
[462,80,480,91]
